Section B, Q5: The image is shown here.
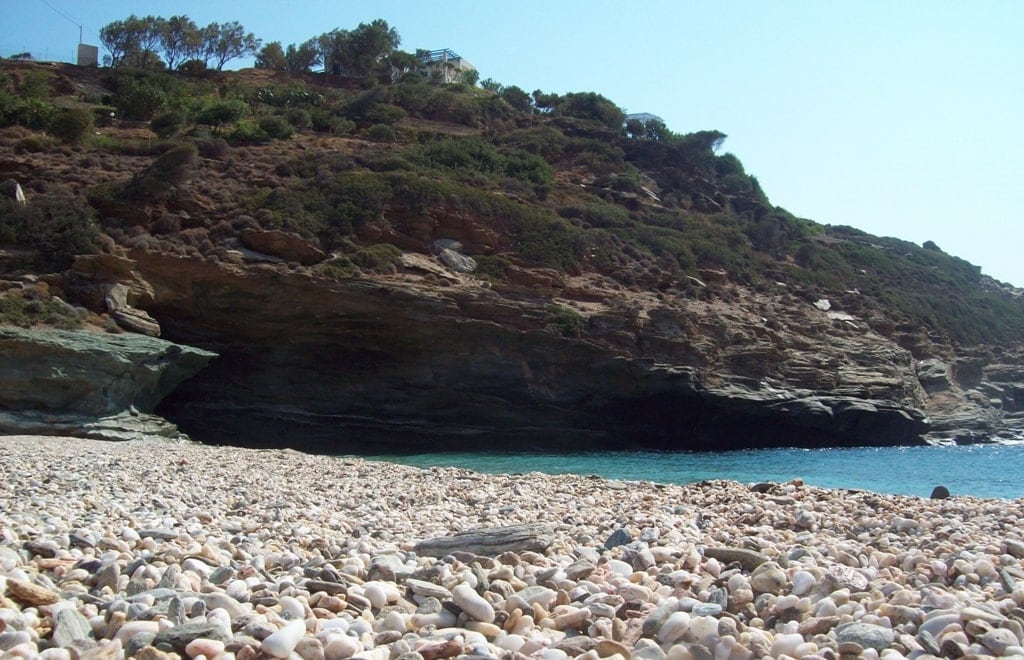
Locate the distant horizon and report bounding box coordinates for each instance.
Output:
[2,0,1021,286]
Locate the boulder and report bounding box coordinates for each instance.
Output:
[438,247,476,273]
[240,229,326,266]
[0,327,215,439]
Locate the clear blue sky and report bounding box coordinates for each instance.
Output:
[4,0,1023,285]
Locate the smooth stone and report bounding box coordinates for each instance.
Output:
[658,612,691,644]
[364,583,388,610]
[323,635,361,660]
[770,633,806,657]
[185,638,226,658]
[368,554,411,581]
[405,579,451,600]
[703,547,770,571]
[516,586,557,609]
[791,570,817,596]
[156,565,181,590]
[279,595,306,620]
[53,607,95,647]
[688,616,719,645]
[978,628,1018,655]
[836,622,895,652]
[452,583,495,623]
[262,620,307,658]
[295,636,325,660]
[607,559,633,576]
[605,529,632,549]
[632,647,666,660]
[691,603,721,617]
[113,620,160,645]
[203,592,247,618]
[152,622,231,653]
[824,565,869,592]
[930,485,950,499]
[124,633,157,658]
[750,564,787,594]
[565,560,597,581]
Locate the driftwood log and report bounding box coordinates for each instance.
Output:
[414,522,554,557]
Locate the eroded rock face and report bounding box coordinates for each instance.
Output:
[0,326,216,440]
[81,251,933,451]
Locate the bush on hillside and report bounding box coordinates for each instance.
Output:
[258,116,294,140]
[0,195,100,271]
[151,110,186,139]
[47,108,94,145]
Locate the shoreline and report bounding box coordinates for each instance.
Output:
[1,435,1023,659]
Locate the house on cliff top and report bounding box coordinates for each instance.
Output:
[418,48,475,83]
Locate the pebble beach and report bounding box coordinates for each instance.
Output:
[1,436,1024,660]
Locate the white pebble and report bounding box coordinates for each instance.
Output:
[452,583,496,623]
[262,619,307,658]
[323,635,362,660]
[185,638,226,659]
[658,611,691,644]
[791,570,816,596]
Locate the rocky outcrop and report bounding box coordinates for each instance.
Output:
[916,353,1024,443]
[0,326,216,440]
[42,247,1020,450]
[240,229,327,266]
[50,250,939,451]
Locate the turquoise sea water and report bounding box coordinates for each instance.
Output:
[362,443,1024,500]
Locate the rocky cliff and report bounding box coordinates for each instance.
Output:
[3,62,1023,450]
[48,247,1019,451]
[0,325,216,440]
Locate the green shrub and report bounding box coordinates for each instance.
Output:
[151,110,186,139]
[258,115,294,140]
[328,117,356,135]
[0,195,100,271]
[129,143,198,198]
[178,59,208,75]
[113,80,166,120]
[196,100,247,131]
[365,103,407,125]
[504,150,554,197]
[47,108,94,145]
[0,294,82,329]
[228,119,270,145]
[558,202,631,229]
[14,135,51,153]
[365,123,396,142]
[472,254,511,280]
[283,107,311,131]
[195,137,230,159]
[546,304,584,337]
[317,257,360,279]
[514,215,588,272]
[348,243,402,273]
[14,98,55,129]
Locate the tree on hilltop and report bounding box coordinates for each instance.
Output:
[100,15,258,70]
[159,15,201,69]
[318,19,400,81]
[206,21,261,70]
[100,15,164,68]
[255,41,287,70]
